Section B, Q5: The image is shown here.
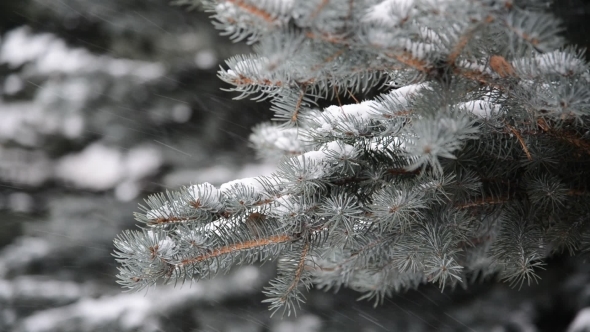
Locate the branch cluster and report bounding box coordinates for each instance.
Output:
[115,0,590,315]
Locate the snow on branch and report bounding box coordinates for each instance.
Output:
[115,0,590,315]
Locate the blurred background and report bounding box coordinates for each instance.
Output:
[0,1,590,331]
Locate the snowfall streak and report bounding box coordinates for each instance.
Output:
[179,234,292,266]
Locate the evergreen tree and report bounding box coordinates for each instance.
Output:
[114,0,590,316]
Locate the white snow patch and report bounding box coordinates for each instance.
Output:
[0,102,44,144]
[187,182,219,201]
[513,50,586,77]
[171,104,192,123]
[0,26,164,80]
[297,150,328,165]
[418,27,444,46]
[292,150,330,179]
[568,307,590,332]
[291,142,353,179]
[0,280,14,300]
[18,266,263,332]
[459,100,501,118]
[0,27,54,68]
[320,123,333,132]
[154,236,176,259]
[458,59,490,74]
[56,143,124,191]
[0,147,53,186]
[8,192,34,213]
[370,83,427,118]
[114,181,140,202]
[389,83,426,105]
[194,49,217,70]
[317,100,379,134]
[250,124,303,155]
[323,101,377,122]
[273,314,322,332]
[0,237,52,278]
[62,115,84,138]
[220,176,265,193]
[0,277,82,302]
[186,182,222,210]
[3,74,23,95]
[400,38,435,59]
[323,141,355,158]
[56,143,161,191]
[275,136,295,150]
[125,145,162,180]
[363,0,415,27]
[225,57,269,78]
[273,195,297,216]
[145,203,175,220]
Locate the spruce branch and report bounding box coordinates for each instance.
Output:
[262,240,312,317]
[115,0,590,315]
[504,121,533,160]
[536,118,590,155]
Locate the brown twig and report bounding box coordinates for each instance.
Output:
[537,118,590,155]
[291,89,306,123]
[347,88,360,104]
[489,55,516,78]
[179,234,292,266]
[228,74,286,87]
[447,17,495,65]
[148,215,200,226]
[305,31,348,45]
[456,196,510,209]
[225,0,276,24]
[280,241,310,303]
[388,52,430,73]
[505,122,532,160]
[334,86,343,107]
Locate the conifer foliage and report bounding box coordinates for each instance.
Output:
[113,0,590,316]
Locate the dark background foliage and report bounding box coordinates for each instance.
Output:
[0,1,590,331]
